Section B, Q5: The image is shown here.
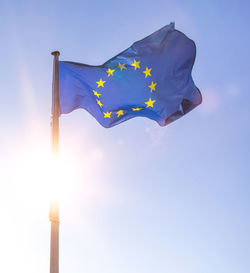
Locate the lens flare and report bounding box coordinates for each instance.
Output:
[9,148,79,207]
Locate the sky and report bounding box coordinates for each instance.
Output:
[0,0,250,273]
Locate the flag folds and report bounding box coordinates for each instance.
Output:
[58,23,202,128]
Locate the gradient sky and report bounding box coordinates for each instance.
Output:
[0,1,250,273]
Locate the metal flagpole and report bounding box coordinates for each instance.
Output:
[50,51,60,273]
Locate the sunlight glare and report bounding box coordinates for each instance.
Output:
[10,148,79,207]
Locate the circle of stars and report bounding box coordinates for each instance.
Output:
[92,59,157,119]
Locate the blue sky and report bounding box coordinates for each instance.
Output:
[0,0,250,273]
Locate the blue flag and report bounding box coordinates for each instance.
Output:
[58,23,201,128]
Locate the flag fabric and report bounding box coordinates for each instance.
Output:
[58,23,202,128]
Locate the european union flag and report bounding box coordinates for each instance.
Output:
[59,23,202,128]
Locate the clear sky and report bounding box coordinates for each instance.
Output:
[0,0,250,273]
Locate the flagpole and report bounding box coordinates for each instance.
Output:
[50,51,60,273]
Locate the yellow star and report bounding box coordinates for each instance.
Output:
[145,98,155,108]
[116,110,124,117]
[103,111,112,118]
[93,90,101,98]
[143,67,152,78]
[96,99,103,108]
[96,78,106,87]
[131,59,140,70]
[106,68,115,77]
[148,81,157,92]
[132,108,143,111]
[118,63,126,71]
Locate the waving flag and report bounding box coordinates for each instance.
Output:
[58,23,201,128]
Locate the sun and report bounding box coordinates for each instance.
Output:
[9,148,79,207]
